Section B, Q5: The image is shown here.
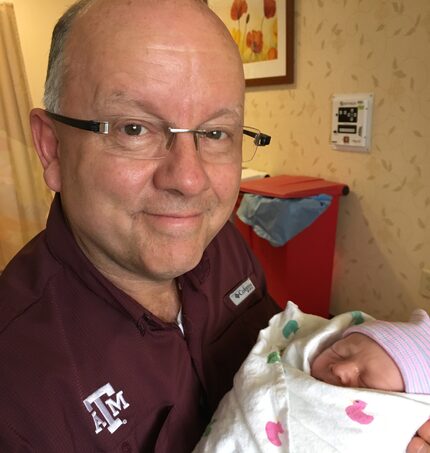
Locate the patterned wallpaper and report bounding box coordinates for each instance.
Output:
[244,0,430,320]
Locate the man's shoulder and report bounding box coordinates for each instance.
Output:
[0,231,61,333]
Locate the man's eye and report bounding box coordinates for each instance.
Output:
[205,129,227,140]
[122,123,147,136]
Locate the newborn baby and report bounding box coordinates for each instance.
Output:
[310,309,430,394]
[194,303,430,452]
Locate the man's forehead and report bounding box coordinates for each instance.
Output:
[103,92,243,116]
[66,0,239,69]
[69,0,224,40]
[60,0,244,116]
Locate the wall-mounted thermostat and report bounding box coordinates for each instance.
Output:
[331,93,373,152]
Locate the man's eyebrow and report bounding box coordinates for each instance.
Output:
[202,108,243,123]
[102,93,152,112]
[102,94,243,123]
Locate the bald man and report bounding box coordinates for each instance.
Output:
[0,0,278,451]
[2,1,430,452]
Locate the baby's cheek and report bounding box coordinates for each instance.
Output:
[310,354,324,379]
[311,347,337,382]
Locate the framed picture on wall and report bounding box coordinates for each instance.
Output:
[206,0,294,86]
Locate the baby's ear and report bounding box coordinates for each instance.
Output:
[30,108,62,192]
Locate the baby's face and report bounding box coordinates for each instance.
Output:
[310,333,405,392]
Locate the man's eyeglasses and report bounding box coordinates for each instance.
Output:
[45,111,271,163]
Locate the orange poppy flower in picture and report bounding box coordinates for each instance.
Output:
[264,0,276,18]
[206,0,294,86]
[246,30,263,54]
[267,47,277,60]
[230,0,248,20]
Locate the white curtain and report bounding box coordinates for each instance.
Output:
[0,3,52,270]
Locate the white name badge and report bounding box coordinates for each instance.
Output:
[229,278,256,306]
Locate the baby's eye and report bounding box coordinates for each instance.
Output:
[330,346,344,358]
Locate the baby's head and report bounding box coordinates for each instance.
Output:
[310,309,430,394]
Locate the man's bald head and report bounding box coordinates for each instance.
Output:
[43,0,243,113]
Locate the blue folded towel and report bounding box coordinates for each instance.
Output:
[236,193,332,247]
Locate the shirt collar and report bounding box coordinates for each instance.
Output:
[45,193,211,322]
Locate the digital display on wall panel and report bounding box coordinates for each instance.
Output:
[338,107,358,123]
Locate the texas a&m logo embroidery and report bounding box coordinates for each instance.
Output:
[83,383,130,434]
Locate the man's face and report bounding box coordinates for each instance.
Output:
[49,1,244,282]
[310,333,405,392]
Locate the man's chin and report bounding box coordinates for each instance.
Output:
[141,248,206,281]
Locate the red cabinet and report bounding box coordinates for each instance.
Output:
[235,175,349,318]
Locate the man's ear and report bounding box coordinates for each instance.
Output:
[30,108,62,192]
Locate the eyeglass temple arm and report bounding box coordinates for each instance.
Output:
[45,112,271,147]
[45,111,109,134]
[243,128,271,147]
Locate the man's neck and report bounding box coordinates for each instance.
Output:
[109,274,181,323]
[69,226,181,323]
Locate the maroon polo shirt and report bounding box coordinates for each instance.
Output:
[0,195,279,452]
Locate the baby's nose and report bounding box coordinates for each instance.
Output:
[331,361,360,387]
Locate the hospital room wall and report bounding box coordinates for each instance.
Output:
[245,0,430,320]
[10,0,430,320]
[9,0,71,107]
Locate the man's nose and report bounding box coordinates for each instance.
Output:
[153,131,210,197]
[331,361,360,387]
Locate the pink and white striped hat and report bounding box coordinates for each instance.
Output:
[343,309,430,394]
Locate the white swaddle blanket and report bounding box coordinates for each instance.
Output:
[193,302,430,453]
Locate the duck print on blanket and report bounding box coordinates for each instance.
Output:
[351,311,365,325]
[345,400,374,424]
[265,421,287,447]
[282,320,299,338]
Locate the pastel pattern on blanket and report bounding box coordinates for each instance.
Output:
[193,302,430,452]
[345,400,374,425]
[265,421,287,446]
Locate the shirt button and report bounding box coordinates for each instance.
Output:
[136,318,146,336]
[121,441,132,453]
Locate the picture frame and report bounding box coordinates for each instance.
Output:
[206,0,294,86]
